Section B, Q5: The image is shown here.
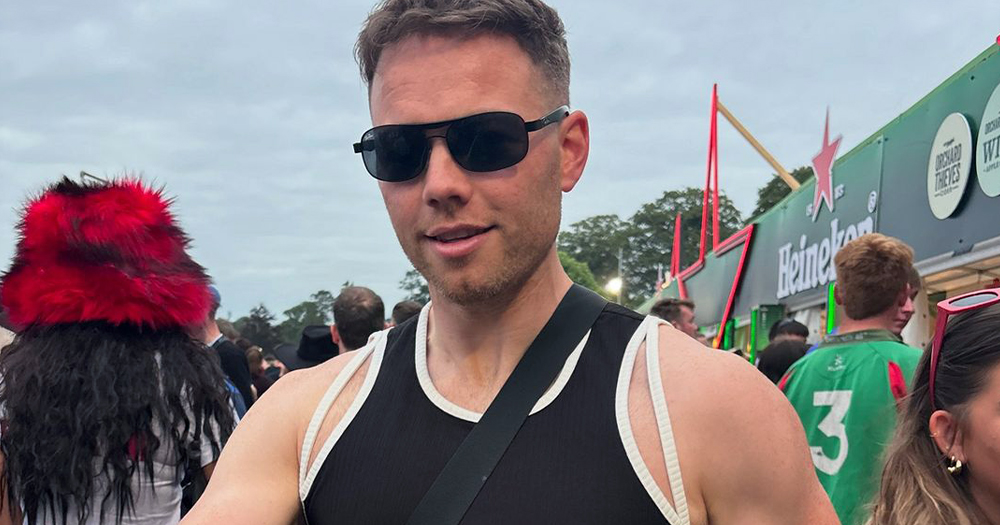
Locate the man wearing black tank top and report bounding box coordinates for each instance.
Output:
[184,2,838,524]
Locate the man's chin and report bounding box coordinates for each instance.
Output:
[425,262,533,306]
[432,277,505,305]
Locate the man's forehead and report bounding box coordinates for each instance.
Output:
[369,33,548,125]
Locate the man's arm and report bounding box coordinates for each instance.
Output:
[665,335,837,524]
[182,361,323,524]
[183,351,363,524]
[217,342,256,408]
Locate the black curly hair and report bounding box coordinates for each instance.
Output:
[0,322,235,525]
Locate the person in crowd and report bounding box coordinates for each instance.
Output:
[757,339,809,384]
[779,233,922,525]
[245,345,274,398]
[892,265,922,336]
[185,1,835,523]
[650,297,700,338]
[217,319,242,343]
[262,352,288,381]
[390,299,423,326]
[769,319,810,343]
[273,326,340,371]
[331,286,385,353]
[188,287,255,415]
[232,337,253,352]
[0,178,235,524]
[867,299,1000,525]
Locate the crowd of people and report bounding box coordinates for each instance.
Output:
[0,177,426,524]
[1,0,999,524]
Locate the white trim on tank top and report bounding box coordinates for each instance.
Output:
[298,329,388,501]
[413,302,589,423]
[615,316,690,525]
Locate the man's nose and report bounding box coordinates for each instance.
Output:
[902,297,915,313]
[421,138,473,208]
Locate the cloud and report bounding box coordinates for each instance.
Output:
[1,0,996,322]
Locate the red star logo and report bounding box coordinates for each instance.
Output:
[811,110,842,221]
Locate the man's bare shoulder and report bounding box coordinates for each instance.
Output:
[281,352,359,394]
[654,323,795,433]
[651,324,836,524]
[230,349,366,456]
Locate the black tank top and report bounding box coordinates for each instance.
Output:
[302,304,673,525]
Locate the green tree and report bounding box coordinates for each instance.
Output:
[234,304,284,351]
[277,290,336,344]
[558,251,612,299]
[557,214,631,285]
[747,166,813,221]
[624,187,742,306]
[399,268,430,303]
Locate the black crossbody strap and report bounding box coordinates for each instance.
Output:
[405,284,608,525]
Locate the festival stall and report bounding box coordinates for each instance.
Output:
[651,44,1000,359]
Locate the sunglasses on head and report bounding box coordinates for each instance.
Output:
[928,286,1000,409]
[353,106,570,182]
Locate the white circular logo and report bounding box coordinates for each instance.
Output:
[927,113,972,219]
[976,82,1000,197]
[867,190,878,213]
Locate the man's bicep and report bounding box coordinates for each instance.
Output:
[181,383,302,524]
[701,364,837,525]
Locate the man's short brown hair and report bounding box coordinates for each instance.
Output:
[834,234,914,320]
[333,286,385,350]
[355,0,570,104]
[650,298,695,325]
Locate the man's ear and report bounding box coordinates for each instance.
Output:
[929,409,966,462]
[558,110,589,193]
[330,325,341,346]
[833,284,845,306]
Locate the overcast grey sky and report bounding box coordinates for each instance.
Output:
[2,1,997,320]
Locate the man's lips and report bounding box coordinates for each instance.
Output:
[424,224,495,243]
[423,224,496,258]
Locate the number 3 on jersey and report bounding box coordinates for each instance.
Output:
[810,390,852,475]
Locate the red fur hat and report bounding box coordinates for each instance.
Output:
[0,177,212,329]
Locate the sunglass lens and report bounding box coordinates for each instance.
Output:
[950,291,1000,308]
[447,112,528,172]
[363,127,428,181]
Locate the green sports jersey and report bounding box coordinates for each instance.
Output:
[779,330,921,525]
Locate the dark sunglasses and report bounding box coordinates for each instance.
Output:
[353,106,570,182]
[928,287,1000,409]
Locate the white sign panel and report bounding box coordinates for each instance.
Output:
[977,82,1000,197]
[927,112,972,219]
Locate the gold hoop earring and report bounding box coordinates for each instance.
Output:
[947,456,963,475]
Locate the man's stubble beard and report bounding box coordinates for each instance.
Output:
[399,166,562,307]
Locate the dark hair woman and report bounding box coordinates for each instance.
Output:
[0,178,236,525]
[867,295,1000,525]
